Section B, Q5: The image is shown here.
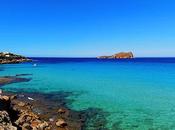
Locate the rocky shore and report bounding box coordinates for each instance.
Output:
[0,92,84,130]
[0,76,83,130]
[97,52,134,59]
[0,76,109,130]
[0,52,31,64]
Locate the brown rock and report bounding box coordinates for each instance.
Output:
[10,95,17,100]
[22,123,32,130]
[58,108,66,114]
[18,102,26,107]
[56,119,67,128]
[56,128,68,130]
[97,52,134,59]
[31,120,50,130]
[31,120,40,127]
[0,96,11,110]
[0,111,11,124]
[0,93,82,130]
[0,111,17,130]
[0,96,10,101]
[0,126,17,130]
[15,111,39,126]
[37,121,49,129]
[113,52,134,59]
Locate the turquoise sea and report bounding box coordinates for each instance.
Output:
[1,58,175,130]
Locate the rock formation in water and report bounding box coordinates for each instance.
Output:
[0,94,50,130]
[0,76,31,86]
[0,93,78,130]
[0,52,31,64]
[0,75,108,130]
[97,52,134,59]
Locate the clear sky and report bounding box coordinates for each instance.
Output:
[0,0,175,57]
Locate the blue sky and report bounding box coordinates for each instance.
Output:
[0,0,175,57]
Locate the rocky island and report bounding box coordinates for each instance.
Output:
[0,52,31,64]
[97,52,134,59]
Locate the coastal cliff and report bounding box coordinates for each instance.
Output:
[0,52,31,64]
[97,52,134,59]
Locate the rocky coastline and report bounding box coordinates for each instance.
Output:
[0,92,83,130]
[0,76,109,130]
[0,52,31,64]
[97,52,134,59]
[0,53,110,130]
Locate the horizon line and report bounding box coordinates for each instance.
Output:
[28,56,175,58]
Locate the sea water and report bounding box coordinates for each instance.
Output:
[1,58,175,130]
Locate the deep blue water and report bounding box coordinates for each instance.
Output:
[1,58,175,130]
[31,57,175,63]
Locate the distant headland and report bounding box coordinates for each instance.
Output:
[0,52,31,64]
[97,52,134,59]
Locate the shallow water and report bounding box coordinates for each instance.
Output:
[1,58,175,130]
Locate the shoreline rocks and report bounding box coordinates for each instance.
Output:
[0,52,32,64]
[97,52,134,59]
[0,92,84,130]
[0,111,17,130]
[0,75,109,130]
[0,92,109,130]
[56,119,67,128]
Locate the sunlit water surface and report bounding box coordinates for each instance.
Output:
[1,58,175,130]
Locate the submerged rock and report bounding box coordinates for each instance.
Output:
[17,101,26,107]
[0,76,31,87]
[56,119,67,128]
[57,108,67,114]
